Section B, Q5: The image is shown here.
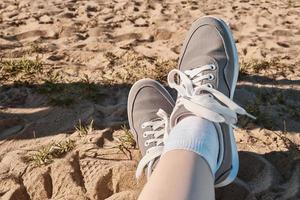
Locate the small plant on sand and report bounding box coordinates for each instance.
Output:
[154,59,177,83]
[101,51,176,85]
[28,138,76,166]
[104,52,120,66]
[241,59,270,73]
[120,125,136,148]
[77,74,105,101]
[240,58,293,78]
[288,0,296,7]
[0,57,43,81]
[113,125,136,159]
[245,102,274,129]
[239,60,248,77]
[28,42,44,54]
[75,119,94,137]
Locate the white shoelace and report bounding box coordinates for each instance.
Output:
[136,109,169,178]
[136,64,255,179]
[167,64,255,125]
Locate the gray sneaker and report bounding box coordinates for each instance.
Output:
[167,16,254,187]
[127,78,175,178]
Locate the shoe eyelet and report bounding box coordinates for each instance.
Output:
[143,133,147,138]
[141,124,146,129]
[210,65,216,70]
[208,74,214,80]
[207,83,213,88]
[145,141,149,147]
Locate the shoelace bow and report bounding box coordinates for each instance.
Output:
[136,109,169,179]
[167,64,255,126]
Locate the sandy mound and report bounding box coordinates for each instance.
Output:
[0,0,299,199]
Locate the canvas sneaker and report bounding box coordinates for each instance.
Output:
[127,79,175,178]
[167,16,255,187]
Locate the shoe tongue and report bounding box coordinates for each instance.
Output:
[181,55,216,71]
[170,56,217,127]
[170,104,194,128]
[140,111,158,125]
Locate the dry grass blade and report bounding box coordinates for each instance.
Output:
[0,57,43,77]
[120,125,136,148]
[101,51,176,85]
[113,125,136,160]
[28,42,44,54]
[75,120,94,137]
[240,58,294,78]
[28,138,76,166]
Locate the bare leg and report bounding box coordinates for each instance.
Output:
[138,150,215,200]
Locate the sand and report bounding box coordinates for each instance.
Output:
[0,0,300,199]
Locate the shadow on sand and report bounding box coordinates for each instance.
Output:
[0,74,299,200]
[0,73,299,140]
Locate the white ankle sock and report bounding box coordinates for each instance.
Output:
[163,116,219,175]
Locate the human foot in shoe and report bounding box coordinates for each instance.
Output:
[127,79,175,178]
[167,16,255,187]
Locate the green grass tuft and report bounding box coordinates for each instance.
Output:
[101,51,177,85]
[241,59,271,73]
[0,57,43,80]
[240,58,294,78]
[75,120,94,137]
[113,125,136,159]
[28,42,44,54]
[119,125,136,148]
[28,138,76,166]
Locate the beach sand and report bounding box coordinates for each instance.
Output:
[0,0,300,199]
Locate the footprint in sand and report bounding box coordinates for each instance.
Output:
[39,15,54,24]
[13,30,58,41]
[134,17,149,27]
